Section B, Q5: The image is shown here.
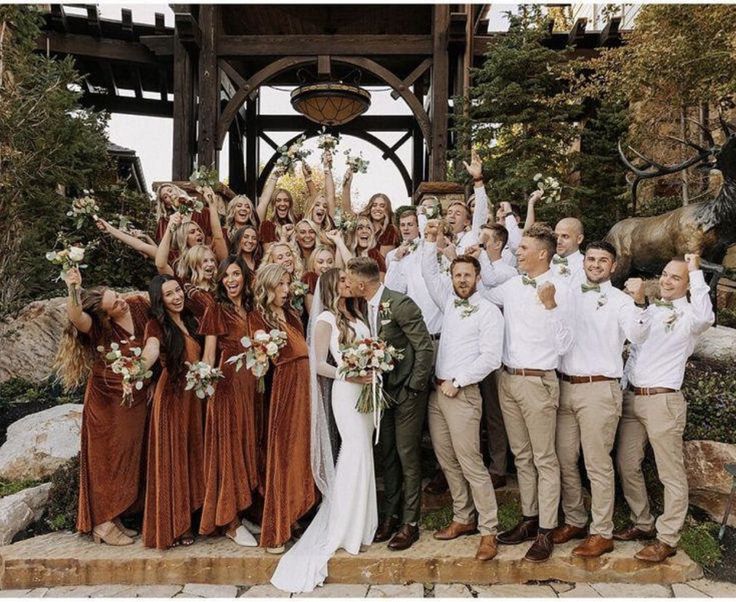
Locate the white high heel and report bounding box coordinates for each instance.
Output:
[241,517,262,535]
[226,525,258,547]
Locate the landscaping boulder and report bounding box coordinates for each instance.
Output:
[0,483,52,545]
[693,325,736,364]
[0,404,83,480]
[684,440,736,527]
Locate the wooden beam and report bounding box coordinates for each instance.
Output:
[216,35,432,57]
[244,99,258,201]
[391,58,432,100]
[158,66,169,102]
[197,5,218,169]
[37,32,160,65]
[79,93,173,117]
[388,130,413,155]
[229,115,246,194]
[568,18,588,46]
[139,35,175,56]
[599,16,622,46]
[218,58,247,90]
[172,23,196,179]
[121,8,133,38]
[317,55,331,77]
[259,131,280,151]
[155,12,166,34]
[86,5,102,38]
[429,4,450,180]
[102,62,118,96]
[412,81,426,191]
[133,66,144,100]
[174,12,201,52]
[258,114,416,132]
[49,5,68,33]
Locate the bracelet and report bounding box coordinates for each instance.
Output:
[473,176,484,183]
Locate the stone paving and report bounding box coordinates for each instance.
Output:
[0,579,735,598]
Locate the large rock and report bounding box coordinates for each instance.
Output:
[684,440,736,527]
[0,404,82,480]
[0,484,52,545]
[693,325,736,364]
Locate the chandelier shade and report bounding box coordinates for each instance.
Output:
[290,82,371,126]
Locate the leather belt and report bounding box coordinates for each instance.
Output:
[560,373,618,384]
[504,366,552,377]
[629,385,679,396]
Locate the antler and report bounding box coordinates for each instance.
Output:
[618,140,713,206]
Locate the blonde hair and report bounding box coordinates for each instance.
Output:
[360,193,393,241]
[270,187,297,224]
[254,263,290,330]
[305,194,334,230]
[176,244,217,290]
[318,268,356,346]
[225,195,259,239]
[172,217,204,253]
[264,241,304,279]
[350,215,378,255]
[155,183,189,223]
[53,287,110,391]
[306,244,335,273]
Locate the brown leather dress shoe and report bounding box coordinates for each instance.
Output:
[475,535,498,561]
[388,523,419,551]
[424,469,449,495]
[497,517,539,545]
[551,523,587,544]
[572,534,614,558]
[434,520,478,541]
[524,531,554,562]
[612,525,657,542]
[634,540,677,563]
[373,516,400,543]
[490,473,507,489]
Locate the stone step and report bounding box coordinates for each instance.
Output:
[0,531,702,589]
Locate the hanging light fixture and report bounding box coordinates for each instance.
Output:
[291,81,371,126]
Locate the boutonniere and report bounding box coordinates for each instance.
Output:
[454,298,479,319]
[404,240,419,254]
[663,309,682,333]
[596,293,608,310]
[379,300,392,326]
[557,264,571,276]
[289,280,309,312]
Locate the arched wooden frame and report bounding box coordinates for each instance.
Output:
[217,55,432,152]
[258,129,414,197]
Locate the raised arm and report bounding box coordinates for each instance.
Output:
[538,281,574,356]
[154,213,179,276]
[302,162,317,201]
[341,169,354,214]
[464,149,489,236]
[421,237,452,311]
[64,267,92,334]
[257,170,280,222]
[202,186,228,261]
[322,152,336,215]
[685,255,715,335]
[384,249,408,294]
[620,277,651,344]
[524,190,542,230]
[96,218,157,259]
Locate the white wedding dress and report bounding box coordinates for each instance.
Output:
[270,310,377,593]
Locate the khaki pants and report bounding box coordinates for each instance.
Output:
[556,380,622,538]
[615,390,688,547]
[428,384,498,535]
[498,370,560,530]
[480,369,508,477]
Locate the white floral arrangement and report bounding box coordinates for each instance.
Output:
[189,165,220,188]
[184,361,224,399]
[67,193,100,229]
[664,310,682,333]
[333,207,357,234]
[290,280,310,312]
[226,329,288,392]
[317,127,341,152]
[46,240,94,305]
[344,150,370,174]
[533,173,562,204]
[97,340,152,406]
[596,293,608,310]
[276,135,312,175]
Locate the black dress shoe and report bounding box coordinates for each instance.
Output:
[525,531,554,562]
[497,517,539,545]
[388,523,419,551]
[373,516,400,543]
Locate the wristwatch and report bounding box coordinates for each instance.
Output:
[451,378,461,389]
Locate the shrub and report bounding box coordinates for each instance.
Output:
[45,454,79,532]
[0,478,42,497]
[680,519,722,568]
[682,359,736,444]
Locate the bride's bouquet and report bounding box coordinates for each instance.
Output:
[97,340,152,406]
[343,150,370,174]
[46,238,95,305]
[276,134,311,175]
[337,337,404,441]
[67,193,100,229]
[226,329,288,392]
[184,361,224,399]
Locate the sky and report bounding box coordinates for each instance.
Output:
[98,4,519,208]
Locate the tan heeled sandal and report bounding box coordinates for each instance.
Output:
[92,522,134,546]
[113,517,138,538]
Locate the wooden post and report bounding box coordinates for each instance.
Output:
[172,24,195,179]
[430,5,450,181]
[245,97,259,201]
[412,82,426,193]
[228,115,246,193]
[197,5,218,169]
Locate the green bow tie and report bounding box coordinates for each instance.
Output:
[581,282,600,293]
[521,275,537,288]
[654,298,674,310]
[454,298,470,308]
[552,255,568,265]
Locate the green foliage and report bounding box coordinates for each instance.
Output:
[453,7,581,206]
[421,504,452,531]
[497,496,522,533]
[0,478,43,497]
[680,519,722,568]
[0,377,83,408]
[717,306,736,329]
[45,454,79,532]
[682,359,736,444]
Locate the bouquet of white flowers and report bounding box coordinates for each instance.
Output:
[226,329,288,392]
[276,135,312,175]
[46,240,94,305]
[290,280,310,313]
[97,340,152,406]
[189,165,220,188]
[67,193,100,229]
[344,150,370,174]
[184,361,224,399]
[333,207,357,234]
[317,127,340,152]
[533,173,562,204]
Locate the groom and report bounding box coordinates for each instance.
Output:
[346,257,434,550]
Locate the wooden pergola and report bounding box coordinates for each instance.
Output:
[37,4,626,198]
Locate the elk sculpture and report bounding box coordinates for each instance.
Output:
[606,113,736,284]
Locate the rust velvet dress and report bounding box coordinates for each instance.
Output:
[251,309,317,548]
[142,319,205,549]
[76,295,150,534]
[197,303,259,534]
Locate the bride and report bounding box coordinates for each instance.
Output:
[270,267,378,593]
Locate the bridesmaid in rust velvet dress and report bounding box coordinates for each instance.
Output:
[198,255,260,545]
[140,275,205,549]
[251,263,317,553]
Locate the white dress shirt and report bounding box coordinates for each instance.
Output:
[479,252,518,288]
[385,239,444,335]
[560,280,649,378]
[624,270,714,390]
[503,215,522,267]
[421,242,504,386]
[455,183,490,255]
[484,269,574,371]
[367,284,386,336]
[551,250,585,284]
